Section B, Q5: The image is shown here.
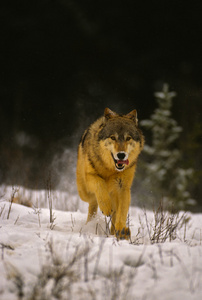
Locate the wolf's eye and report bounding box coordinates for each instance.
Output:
[110,136,116,141]
[126,136,131,141]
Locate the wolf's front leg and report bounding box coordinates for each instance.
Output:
[87,197,98,223]
[115,188,131,240]
[86,174,112,217]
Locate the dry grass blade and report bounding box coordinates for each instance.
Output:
[7,187,19,220]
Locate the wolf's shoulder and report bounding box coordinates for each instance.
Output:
[79,116,105,148]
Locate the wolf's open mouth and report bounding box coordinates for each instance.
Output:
[111,154,129,171]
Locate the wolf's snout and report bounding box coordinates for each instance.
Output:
[117,152,126,160]
[112,151,129,171]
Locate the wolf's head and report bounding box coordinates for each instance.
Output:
[98,108,144,172]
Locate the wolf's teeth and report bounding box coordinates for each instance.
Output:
[115,163,125,170]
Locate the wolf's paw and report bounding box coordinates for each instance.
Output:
[100,202,112,217]
[115,227,131,240]
[101,208,113,217]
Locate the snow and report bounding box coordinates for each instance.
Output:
[0,186,202,300]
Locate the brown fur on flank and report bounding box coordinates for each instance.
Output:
[76,108,144,239]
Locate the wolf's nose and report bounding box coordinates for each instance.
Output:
[117,152,126,160]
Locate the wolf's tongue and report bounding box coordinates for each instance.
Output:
[117,159,129,165]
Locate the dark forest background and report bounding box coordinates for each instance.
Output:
[1,1,202,209]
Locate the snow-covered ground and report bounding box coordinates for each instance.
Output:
[0,186,202,300]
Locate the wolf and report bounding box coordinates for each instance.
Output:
[76,108,144,239]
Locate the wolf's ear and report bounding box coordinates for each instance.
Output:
[104,108,118,120]
[126,109,138,125]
